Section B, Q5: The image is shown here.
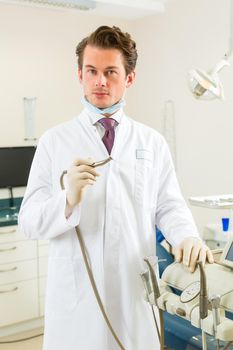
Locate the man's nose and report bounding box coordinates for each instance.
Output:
[95,73,107,87]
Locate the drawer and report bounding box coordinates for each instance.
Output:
[39,276,47,297]
[0,260,37,286]
[38,256,48,277]
[0,226,26,244]
[0,279,38,327]
[0,240,37,264]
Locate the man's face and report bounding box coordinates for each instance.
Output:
[78,45,135,109]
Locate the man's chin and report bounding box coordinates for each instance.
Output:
[92,102,110,109]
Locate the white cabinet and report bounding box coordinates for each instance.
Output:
[0,225,49,328]
[0,260,37,285]
[0,226,25,243]
[0,280,38,327]
[38,240,49,316]
[0,240,37,264]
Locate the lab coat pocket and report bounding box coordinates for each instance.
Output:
[135,151,155,208]
[46,257,77,319]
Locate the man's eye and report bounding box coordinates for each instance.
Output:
[106,70,116,76]
[87,69,96,75]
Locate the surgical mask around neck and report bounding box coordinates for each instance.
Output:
[81,96,126,116]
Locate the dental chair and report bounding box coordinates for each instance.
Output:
[156,231,233,350]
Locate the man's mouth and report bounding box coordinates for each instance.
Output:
[93,90,109,96]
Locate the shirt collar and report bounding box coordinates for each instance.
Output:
[85,107,124,126]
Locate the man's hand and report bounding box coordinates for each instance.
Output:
[66,158,100,210]
[174,237,214,273]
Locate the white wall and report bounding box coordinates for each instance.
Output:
[1,0,233,234]
[0,2,131,199]
[0,2,130,146]
[129,0,233,234]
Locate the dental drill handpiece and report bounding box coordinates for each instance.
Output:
[198,261,208,350]
[209,295,221,350]
[60,156,112,189]
[143,258,165,350]
[60,155,126,350]
[91,156,112,168]
[144,258,160,305]
[198,262,208,320]
[140,270,152,300]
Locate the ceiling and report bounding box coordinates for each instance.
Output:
[91,0,167,19]
[0,0,169,19]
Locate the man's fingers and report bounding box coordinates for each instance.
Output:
[72,158,95,166]
[188,244,202,272]
[206,248,214,263]
[79,172,97,181]
[182,240,194,267]
[69,172,97,184]
[69,164,100,177]
[174,247,183,263]
[80,179,96,186]
[78,165,100,177]
[175,237,214,273]
[197,246,208,265]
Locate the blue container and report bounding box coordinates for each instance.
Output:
[222,217,230,232]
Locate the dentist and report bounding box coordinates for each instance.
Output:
[19,25,213,350]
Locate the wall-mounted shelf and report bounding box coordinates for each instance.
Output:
[189,194,233,209]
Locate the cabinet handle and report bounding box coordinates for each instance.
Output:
[0,286,18,294]
[0,266,17,273]
[0,229,16,234]
[0,246,17,253]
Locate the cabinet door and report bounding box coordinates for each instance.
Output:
[0,279,38,326]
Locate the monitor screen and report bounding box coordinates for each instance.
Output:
[225,242,233,262]
[0,146,36,188]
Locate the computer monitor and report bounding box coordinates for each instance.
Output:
[220,236,233,268]
[0,146,36,188]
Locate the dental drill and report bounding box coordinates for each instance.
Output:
[209,295,221,350]
[142,257,165,350]
[197,261,208,350]
[60,156,126,350]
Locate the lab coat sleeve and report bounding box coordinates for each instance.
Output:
[155,137,199,247]
[18,132,81,240]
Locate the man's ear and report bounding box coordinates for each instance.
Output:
[126,71,136,88]
[78,67,82,83]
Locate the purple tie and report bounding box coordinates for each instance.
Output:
[98,118,118,154]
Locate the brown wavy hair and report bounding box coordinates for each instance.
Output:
[76,25,138,75]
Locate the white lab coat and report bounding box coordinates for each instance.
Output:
[19,108,198,350]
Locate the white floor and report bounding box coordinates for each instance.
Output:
[0,329,43,350]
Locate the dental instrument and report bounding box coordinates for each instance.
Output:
[60,157,126,350]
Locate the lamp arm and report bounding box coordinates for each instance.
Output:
[223,0,233,63]
[210,58,230,75]
[224,50,233,63]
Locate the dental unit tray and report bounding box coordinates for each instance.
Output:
[189,194,233,209]
[144,236,233,344]
[162,263,233,313]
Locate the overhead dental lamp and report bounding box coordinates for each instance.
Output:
[188,59,230,100]
[188,0,233,100]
